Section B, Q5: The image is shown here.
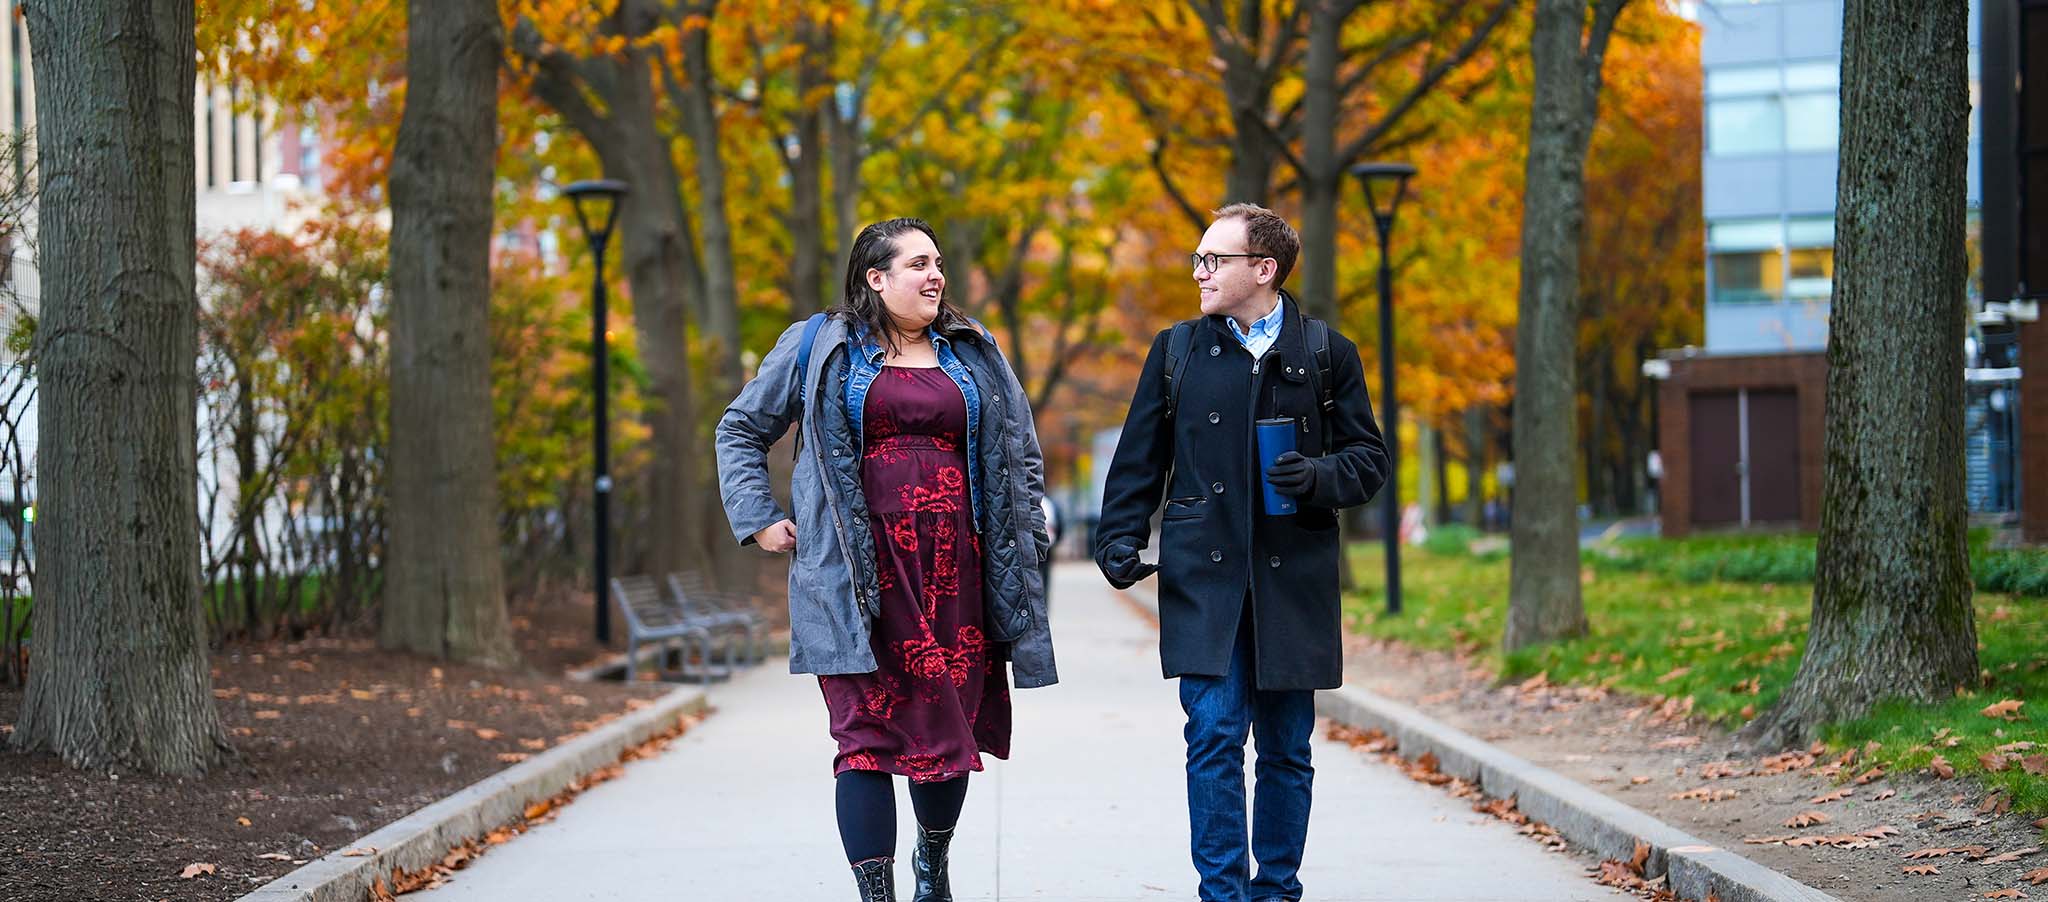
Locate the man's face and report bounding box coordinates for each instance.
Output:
[1193,217,1272,321]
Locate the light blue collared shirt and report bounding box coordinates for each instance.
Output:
[1227,297,1285,359]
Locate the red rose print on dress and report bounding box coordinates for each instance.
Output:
[842,752,880,772]
[897,636,953,681]
[888,517,919,552]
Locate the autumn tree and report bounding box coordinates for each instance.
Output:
[1500,0,1629,653]
[1741,0,1976,748]
[13,0,232,774]
[378,0,520,665]
[510,1,711,578]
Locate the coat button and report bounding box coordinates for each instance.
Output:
[1207,411,1220,424]
[1209,345,1221,357]
[1210,481,1224,494]
[1269,556,1281,568]
[1209,550,1223,563]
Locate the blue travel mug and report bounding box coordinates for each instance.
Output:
[1255,417,1298,516]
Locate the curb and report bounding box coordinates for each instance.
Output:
[234,685,710,902]
[1116,583,1839,902]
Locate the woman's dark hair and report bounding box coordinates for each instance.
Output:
[830,217,971,354]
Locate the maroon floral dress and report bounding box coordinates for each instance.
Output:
[818,365,1012,782]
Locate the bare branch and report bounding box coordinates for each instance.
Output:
[1337,0,1515,166]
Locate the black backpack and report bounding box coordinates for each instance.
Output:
[1161,316,1336,424]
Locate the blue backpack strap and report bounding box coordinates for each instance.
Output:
[794,312,827,406]
[791,312,827,460]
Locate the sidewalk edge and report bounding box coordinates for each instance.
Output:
[1119,582,1840,902]
[233,685,710,902]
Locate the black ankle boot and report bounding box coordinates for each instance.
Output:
[851,856,895,902]
[911,825,955,902]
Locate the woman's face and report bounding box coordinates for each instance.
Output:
[866,229,945,335]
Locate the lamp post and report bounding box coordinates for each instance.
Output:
[1351,162,1416,615]
[564,179,628,644]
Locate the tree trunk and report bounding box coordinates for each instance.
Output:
[673,20,742,400]
[515,14,706,579]
[1433,426,1452,524]
[1465,405,1488,527]
[1293,3,1341,321]
[235,368,259,632]
[829,96,863,285]
[13,0,231,775]
[785,17,830,318]
[1505,0,1627,653]
[1741,0,1975,748]
[1416,421,1438,527]
[381,0,518,667]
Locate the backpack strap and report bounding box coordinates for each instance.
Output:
[1162,320,1197,421]
[791,312,828,460]
[1306,316,1334,416]
[794,312,827,406]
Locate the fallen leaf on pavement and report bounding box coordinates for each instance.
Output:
[1630,840,1650,873]
[1901,863,1940,876]
[179,863,216,879]
[523,800,553,820]
[2026,867,2048,885]
[1853,766,1885,784]
[1671,787,1739,802]
[256,852,292,861]
[1874,789,1897,800]
[1930,755,1956,778]
[1982,889,2025,899]
[1810,787,1852,804]
[340,847,376,857]
[1743,835,1797,845]
[474,728,501,741]
[1858,825,1901,839]
[1784,810,1831,829]
[1984,849,2041,865]
[1904,847,1956,859]
[1653,736,1702,749]
[1629,775,1652,785]
[1981,792,2014,816]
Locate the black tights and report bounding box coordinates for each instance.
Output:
[834,771,970,863]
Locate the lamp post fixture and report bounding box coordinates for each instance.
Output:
[1351,161,1416,616]
[563,178,628,644]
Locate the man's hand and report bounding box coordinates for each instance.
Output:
[1265,451,1317,498]
[752,518,798,554]
[1097,538,1159,589]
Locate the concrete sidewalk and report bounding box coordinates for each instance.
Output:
[413,563,1605,901]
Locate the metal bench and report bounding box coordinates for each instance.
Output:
[609,574,737,683]
[665,571,769,665]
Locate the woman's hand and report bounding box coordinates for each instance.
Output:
[753,518,798,553]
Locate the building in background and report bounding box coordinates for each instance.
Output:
[0,1,329,565]
[1651,0,2031,537]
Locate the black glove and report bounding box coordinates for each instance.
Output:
[1097,538,1159,589]
[1265,451,1318,498]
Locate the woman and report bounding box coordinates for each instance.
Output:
[715,218,1057,902]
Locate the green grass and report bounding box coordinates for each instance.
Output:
[1587,530,2048,598]
[1346,539,2048,817]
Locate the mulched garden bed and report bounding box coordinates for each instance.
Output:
[1343,633,2048,902]
[0,589,676,902]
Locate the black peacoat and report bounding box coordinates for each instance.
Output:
[1094,292,1388,690]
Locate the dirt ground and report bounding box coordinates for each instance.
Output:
[0,590,684,902]
[1343,634,2048,902]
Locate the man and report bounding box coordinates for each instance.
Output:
[1094,204,1387,902]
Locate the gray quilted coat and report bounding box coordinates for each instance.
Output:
[715,314,1058,688]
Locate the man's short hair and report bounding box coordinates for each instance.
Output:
[1212,203,1300,287]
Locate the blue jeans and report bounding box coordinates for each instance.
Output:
[1178,606,1315,902]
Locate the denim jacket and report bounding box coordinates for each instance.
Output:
[716,314,1057,687]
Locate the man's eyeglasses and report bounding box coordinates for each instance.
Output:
[1189,252,1269,274]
